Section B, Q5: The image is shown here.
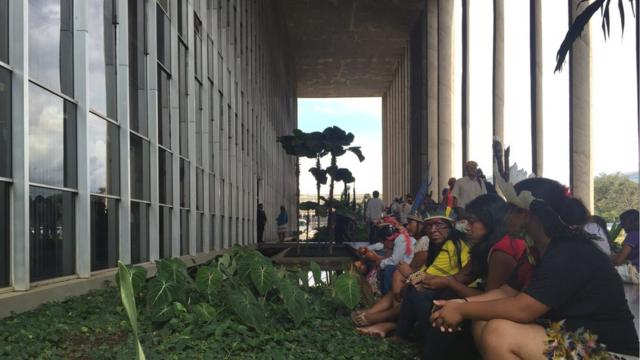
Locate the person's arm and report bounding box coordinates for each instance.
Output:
[409,251,429,271]
[484,251,518,291]
[366,243,384,251]
[380,235,406,268]
[612,244,634,265]
[467,284,518,302]
[423,275,484,298]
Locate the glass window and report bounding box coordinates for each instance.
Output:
[29,84,77,188]
[218,53,223,91]
[210,215,215,250]
[157,0,168,14]
[196,168,204,211]
[131,201,149,264]
[0,182,9,287]
[158,68,171,148]
[194,17,203,80]
[156,5,171,69]
[90,196,119,271]
[129,0,148,135]
[207,37,214,82]
[178,0,187,38]
[0,67,10,178]
[209,173,215,213]
[88,114,120,195]
[159,205,171,258]
[180,159,190,208]
[88,0,117,119]
[159,148,173,205]
[130,134,150,201]
[0,0,8,63]
[29,186,75,282]
[179,44,188,157]
[196,213,203,253]
[196,85,203,166]
[29,0,74,97]
[180,209,189,255]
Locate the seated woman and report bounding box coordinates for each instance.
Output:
[354,207,467,337]
[415,194,530,359]
[430,178,640,359]
[612,209,639,270]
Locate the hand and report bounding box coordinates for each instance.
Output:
[357,247,368,256]
[422,276,452,290]
[407,271,426,286]
[430,300,465,332]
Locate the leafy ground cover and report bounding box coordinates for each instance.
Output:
[0,247,417,359]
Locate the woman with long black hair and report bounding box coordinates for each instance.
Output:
[430,178,639,358]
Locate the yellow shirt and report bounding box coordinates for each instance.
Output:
[421,239,471,276]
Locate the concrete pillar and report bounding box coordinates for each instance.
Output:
[146,0,160,261]
[170,0,181,257]
[493,0,505,142]
[530,0,543,176]
[426,0,439,198]
[461,0,470,165]
[438,0,454,193]
[568,0,593,210]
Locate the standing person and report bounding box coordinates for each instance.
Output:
[451,161,487,209]
[276,206,288,242]
[441,177,457,207]
[399,194,413,226]
[390,196,402,220]
[477,168,496,194]
[365,191,385,243]
[256,203,267,243]
[612,209,639,269]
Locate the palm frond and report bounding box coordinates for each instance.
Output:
[555,0,606,72]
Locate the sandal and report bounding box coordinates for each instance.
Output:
[350,311,369,327]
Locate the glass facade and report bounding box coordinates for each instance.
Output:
[28,0,74,97]
[130,201,149,264]
[88,113,120,195]
[159,148,173,205]
[0,182,8,287]
[180,209,189,255]
[179,44,188,157]
[158,68,171,148]
[196,213,203,253]
[130,134,150,201]
[29,186,75,282]
[90,196,118,271]
[180,159,190,208]
[0,0,7,64]
[0,67,10,179]
[129,0,147,136]
[88,0,117,120]
[159,206,171,260]
[29,84,77,188]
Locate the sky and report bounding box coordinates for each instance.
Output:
[298,0,638,196]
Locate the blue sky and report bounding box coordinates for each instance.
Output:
[297,98,382,195]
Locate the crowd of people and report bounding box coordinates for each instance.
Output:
[357,161,639,359]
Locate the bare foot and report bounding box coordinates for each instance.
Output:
[355,322,397,338]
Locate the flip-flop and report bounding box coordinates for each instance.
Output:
[350,311,369,327]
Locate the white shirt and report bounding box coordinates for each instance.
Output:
[380,234,416,269]
[365,197,385,222]
[399,202,412,224]
[584,222,612,255]
[451,176,487,208]
[414,235,430,253]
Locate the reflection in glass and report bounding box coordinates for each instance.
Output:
[210,215,215,251]
[130,134,150,201]
[0,67,10,178]
[196,213,203,253]
[88,113,120,195]
[0,182,9,287]
[207,37,214,82]
[180,159,190,208]
[29,0,74,97]
[128,0,147,135]
[29,186,75,282]
[159,148,173,205]
[0,0,8,63]
[196,85,203,166]
[156,5,171,69]
[88,0,117,119]
[209,173,215,213]
[159,205,171,258]
[180,209,189,255]
[194,17,203,80]
[130,201,149,264]
[179,44,188,157]
[90,196,119,271]
[196,169,204,211]
[29,84,77,188]
[158,68,171,148]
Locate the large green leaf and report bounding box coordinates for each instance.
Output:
[116,261,146,360]
[237,251,260,286]
[310,261,322,286]
[217,253,237,277]
[250,260,277,296]
[115,264,148,296]
[195,265,223,297]
[226,287,266,331]
[146,274,177,310]
[334,168,355,184]
[192,303,217,323]
[308,167,328,185]
[334,273,361,310]
[278,282,307,327]
[346,146,365,162]
[155,258,191,285]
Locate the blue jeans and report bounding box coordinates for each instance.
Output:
[380,265,397,295]
[395,285,437,340]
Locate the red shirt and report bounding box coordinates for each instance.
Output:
[490,235,536,289]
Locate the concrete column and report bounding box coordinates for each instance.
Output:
[493,0,505,142]
[74,0,91,278]
[437,0,454,194]
[146,0,160,261]
[187,4,197,256]
[568,0,593,210]
[117,0,132,264]
[10,0,30,290]
[170,0,181,257]
[426,0,439,199]
[530,0,543,176]
[461,0,470,164]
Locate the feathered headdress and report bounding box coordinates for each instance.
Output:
[492,137,537,210]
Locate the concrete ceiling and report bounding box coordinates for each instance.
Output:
[279,0,424,98]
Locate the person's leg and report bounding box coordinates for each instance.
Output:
[479,319,547,360]
[391,267,409,299]
[364,292,395,314]
[362,304,401,324]
[422,320,481,360]
[380,265,396,295]
[471,320,488,354]
[356,322,397,338]
[394,286,437,340]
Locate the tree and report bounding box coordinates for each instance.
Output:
[594,172,639,222]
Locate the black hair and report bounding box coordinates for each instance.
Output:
[424,218,466,271]
[620,209,639,232]
[562,198,589,226]
[465,194,508,278]
[514,178,588,242]
[372,191,380,198]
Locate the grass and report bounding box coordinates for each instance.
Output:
[0,285,417,360]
